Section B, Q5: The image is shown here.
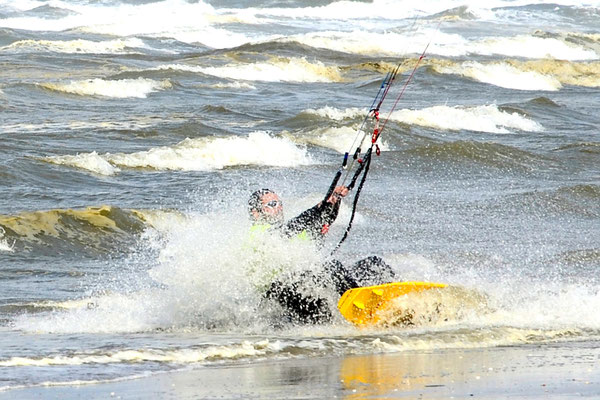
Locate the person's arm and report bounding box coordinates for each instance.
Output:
[282,186,348,239]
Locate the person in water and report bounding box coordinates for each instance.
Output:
[248,187,396,324]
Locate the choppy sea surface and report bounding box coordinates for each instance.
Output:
[0,0,599,394]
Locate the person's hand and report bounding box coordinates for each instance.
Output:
[328,186,349,204]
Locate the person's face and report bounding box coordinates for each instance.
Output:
[254,192,283,224]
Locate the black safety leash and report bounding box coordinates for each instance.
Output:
[329,147,372,255]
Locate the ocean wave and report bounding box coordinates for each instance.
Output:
[219,0,520,22]
[556,183,600,199]
[0,1,257,49]
[156,57,342,83]
[505,59,600,88]
[0,299,92,314]
[472,34,598,60]
[527,96,561,107]
[9,205,600,339]
[391,104,543,134]
[431,5,479,21]
[1,116,166,134]
[2,1,599,59]
[19,4,78,19]
[0,37,146,54]
[0,324,583,370]
[211,81,256,90]
[39,78,172,98]
[530,184,600,217]
[0,339,278,367]
[0,373,153,393]
[405,140,552,170]
[0,205,150,253]
[282,29,443,57]
[74,2,253,48]
[566,31,600,44]
[281,29,598,60]
[295,104,543,135]
[555,142,600,154]
[303,106,364,122]
[287,125,390,155]
[431,60,562,91]
[43,132,313,175]
[45,151,120,176]
[0,226,14,252]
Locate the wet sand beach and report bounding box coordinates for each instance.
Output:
[5,342,598,399]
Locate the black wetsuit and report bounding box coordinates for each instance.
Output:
[264,200,396,324]
[279,199,341,242]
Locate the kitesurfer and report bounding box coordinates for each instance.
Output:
[248,187,396,324]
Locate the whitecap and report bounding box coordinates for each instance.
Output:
[473,35,598,61]
[0,38,146,54]
[40,78,172,99]
[106,131,312,171]
[43,132,312,174]
[157,57,341,83]
[0,226,14,253]
[390,105,544,134]
[433,61,562,91]
[44,151,121,176]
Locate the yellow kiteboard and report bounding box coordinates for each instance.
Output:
[338,281,448,326]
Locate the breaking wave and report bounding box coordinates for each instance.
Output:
[0,226,14,252]
[283,29,442,57]
[211,81,256,90]
[505,59,600,88]
[0,340,278,367]
[0,37,146,54]
[44,151,120,176]
[470,34,598,60]
[156,57,342,83]
[0,206,153,254]
[39,78,172,98]
[43,131,313,175]
[283,29,598,60]
[286,125,390,154]
[0,325,589,371]
[300,105,543,134]
[390,105,543,133]
[433,59,600,90]
[432,60,562,91]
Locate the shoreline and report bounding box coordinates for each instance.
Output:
[3,341,598,399]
